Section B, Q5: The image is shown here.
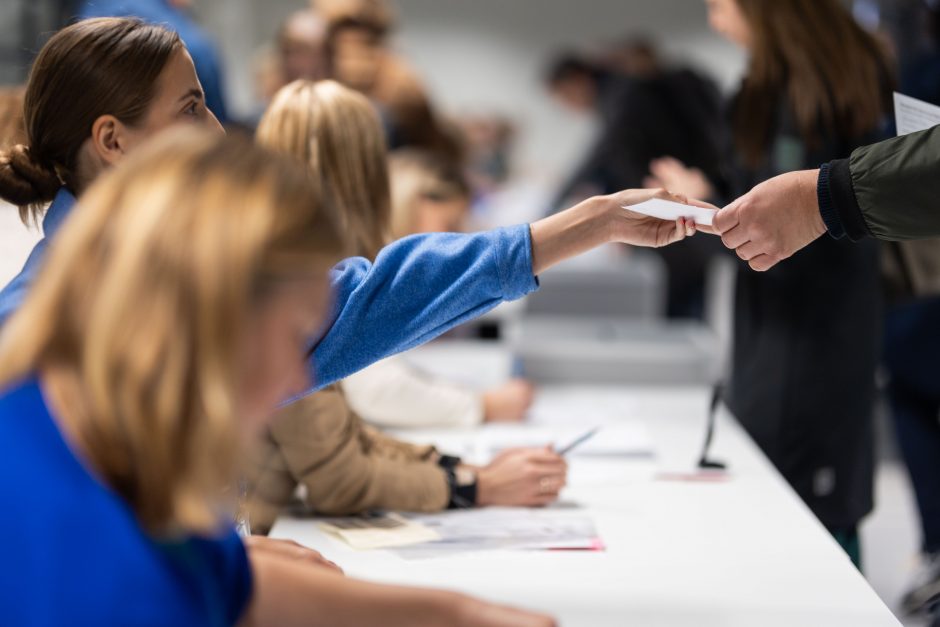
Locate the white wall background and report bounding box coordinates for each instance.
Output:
[197,0,746,180]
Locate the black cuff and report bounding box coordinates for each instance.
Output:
[442,465,478,509]
[826,158,872,242]
[817,163,845,239]
[437,455,462,470]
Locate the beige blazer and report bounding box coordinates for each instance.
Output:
[244,385,449,535]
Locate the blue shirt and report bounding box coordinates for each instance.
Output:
[0,189,538,391]
[0,378,252,626]
[78,0,229,123]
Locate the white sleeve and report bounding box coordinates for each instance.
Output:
[340,355,485,429]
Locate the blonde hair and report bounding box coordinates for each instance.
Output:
[257,79,390,259]
[0,128,342,535]
[389,149,470,239]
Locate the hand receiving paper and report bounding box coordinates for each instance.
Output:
[613,188,716,247]
[711,170,825,271]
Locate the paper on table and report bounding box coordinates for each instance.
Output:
[393,508,603,559]
[625,198,716,226]
[319,513,441,550]
[894,92,940,136]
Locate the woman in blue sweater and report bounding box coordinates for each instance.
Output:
[0,17,700,627]
[0,17,698,392]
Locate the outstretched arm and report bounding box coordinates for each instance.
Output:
[309,189,696,389]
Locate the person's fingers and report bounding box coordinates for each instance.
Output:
[685,197,720,211]
[684,218,695,238]
[694,223,718,235]
[735,240,763,262]
[642,175,663,189]
[524,449,566,464]
[649,156,682,178]
[749,254,780,272]
[720,224,750,250]
[652,187,685,204]
[713,202,740,234]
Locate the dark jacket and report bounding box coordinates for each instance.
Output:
[729,103,883,529]
[821,124,940,241]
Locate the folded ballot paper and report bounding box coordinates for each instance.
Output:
[625,198,716,226]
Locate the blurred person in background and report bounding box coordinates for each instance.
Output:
[457,115,516,202]
[343,148,535,429]
[77,0,230,124]
[316,0,462,161]
[277,8,329,87]
[648,0,893,567]
[544,44,726,319]
[880,0,940,616]
[249,8,329,122]
[246,80,561,535]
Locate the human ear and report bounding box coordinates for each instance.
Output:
[89,114,131,167]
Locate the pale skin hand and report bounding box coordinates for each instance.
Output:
[244,535,343,575]
[475,447,568,507]
[482,379,535,423]
[241,549,556,627]
[644,157,715,201]
[529,188,701,276]
[712,169,825,272]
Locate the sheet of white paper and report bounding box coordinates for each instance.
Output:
[625,198,715,226]
[894,92,940,136]
[393,508,603,558]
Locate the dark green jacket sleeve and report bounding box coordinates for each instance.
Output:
[820,125,940,241]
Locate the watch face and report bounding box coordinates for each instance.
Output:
[455,467,477,487]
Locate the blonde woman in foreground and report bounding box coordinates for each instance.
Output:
[0,129,554,626]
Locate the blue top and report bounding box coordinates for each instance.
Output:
[78,0,229,124]
[0,188,538,391]
[0,378,252,626]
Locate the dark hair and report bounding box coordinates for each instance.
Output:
[733,0,893,167]
[0,18,182,223]
[545,54,600,86]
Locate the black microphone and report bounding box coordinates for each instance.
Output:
[698,383,727,471]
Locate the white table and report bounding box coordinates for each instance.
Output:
[272,381,900,626]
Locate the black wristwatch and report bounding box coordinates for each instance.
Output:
[438,455,478,508]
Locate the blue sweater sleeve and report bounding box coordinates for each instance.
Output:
[310,225,538,389]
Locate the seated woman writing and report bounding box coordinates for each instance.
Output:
[246,81,563,533]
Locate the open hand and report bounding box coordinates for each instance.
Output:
[244,536,344,575]
[610,188,714,247]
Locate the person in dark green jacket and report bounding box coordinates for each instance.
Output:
[713,124,940,270]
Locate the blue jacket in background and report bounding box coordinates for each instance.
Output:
[77,0,229,124]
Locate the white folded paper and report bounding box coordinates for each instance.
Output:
[625,198,716,226]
